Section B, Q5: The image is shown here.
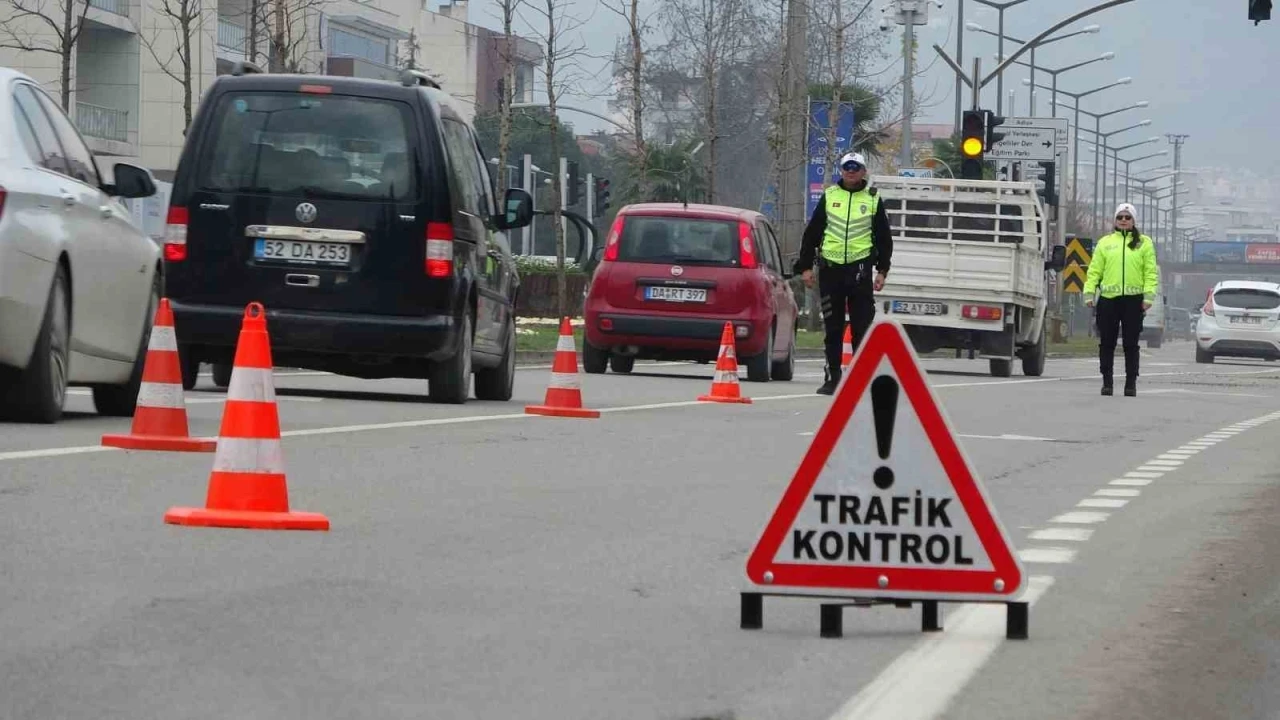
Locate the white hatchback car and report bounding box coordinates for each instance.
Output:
[0,69,161,423]
[1195,280,1280,364]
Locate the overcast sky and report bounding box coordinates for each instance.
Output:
[468,0,1279,175]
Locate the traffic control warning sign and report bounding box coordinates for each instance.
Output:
[746,319,1023,601]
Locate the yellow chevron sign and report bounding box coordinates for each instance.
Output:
[1062,237,1092,294]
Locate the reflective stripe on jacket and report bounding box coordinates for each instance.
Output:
[1082,231,1160,301]
[820,184,878,265]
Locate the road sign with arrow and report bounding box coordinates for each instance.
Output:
[987,126,1057,162]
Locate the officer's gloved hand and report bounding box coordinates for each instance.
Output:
[791,258,805,276]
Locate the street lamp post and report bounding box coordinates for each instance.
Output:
[968,23,1100,115]
[1012,52,1114,119]
[967,0,1036,115]
[1079,121,1153,214]
[1036,79,1134,216]
[1102,136,1161,213]
[1049,92,1143,234]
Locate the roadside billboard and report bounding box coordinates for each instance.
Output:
[1191,241,1280,264]
[805,99,856,221]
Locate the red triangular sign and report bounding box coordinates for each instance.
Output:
[746,319,1024,601]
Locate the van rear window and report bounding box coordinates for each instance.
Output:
[197,92,417,201]
[618,216,741,266]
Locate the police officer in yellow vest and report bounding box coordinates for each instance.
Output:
[1083,203,1160,397]
[796,152,893,395]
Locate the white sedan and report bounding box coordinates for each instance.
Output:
[0,68,161,423]
[1195,279,1280,364]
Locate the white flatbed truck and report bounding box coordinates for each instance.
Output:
[870,175,1066,377]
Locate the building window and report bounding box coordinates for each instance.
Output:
[329,26,390,66]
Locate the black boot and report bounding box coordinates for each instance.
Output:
[1101,373,1113,396]
[817,366,841,395]
[1124,376,1137,397]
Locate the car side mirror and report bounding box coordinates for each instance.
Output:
[1046,244,1066,272]
[495,188,534,230]
[105,162,157,199]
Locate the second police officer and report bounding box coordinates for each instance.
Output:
[796,152,894,395]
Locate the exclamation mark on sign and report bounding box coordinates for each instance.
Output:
[871,375,899,490]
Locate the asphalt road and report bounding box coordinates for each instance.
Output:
[2,337,1279,720]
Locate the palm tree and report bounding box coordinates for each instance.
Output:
[806,82,888,158]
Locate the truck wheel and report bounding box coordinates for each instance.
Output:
[1021,327,1046,377]
[212,361,233,388]
[989,358,1013,378]
[609,355,635,374]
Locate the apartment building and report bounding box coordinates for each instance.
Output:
[0,0,541,177]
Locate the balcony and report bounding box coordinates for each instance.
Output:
[217,18,246,60]
[88,0,128,16]
[75,102,129,143]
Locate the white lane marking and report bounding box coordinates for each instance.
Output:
[957,433,1055,442]
[0,446,119,462]
[1049,511,1110,524]
[1124,471,1165,479]
[826,576,1054,720]
[1018,548,1076,564]
[1144,460,1183,467]
[1156,454,1189,461]
[1029,528,1093,542]
[1095,488,1141,498]
[1171,448,1202,454]
[798,431,815,437]
[1135,465,1173,473]
[1077,498,1129,509]
[1110,478,1153,486]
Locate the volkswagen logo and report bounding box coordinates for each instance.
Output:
[295,202,318,224]
[670,265,684,277]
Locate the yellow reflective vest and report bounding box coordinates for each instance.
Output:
[1082,231,1160,301]
[820,183,878,265]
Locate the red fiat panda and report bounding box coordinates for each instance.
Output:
[582,203,799,382]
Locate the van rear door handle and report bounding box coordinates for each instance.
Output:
[61,193,75,207]
[285,274,320,288]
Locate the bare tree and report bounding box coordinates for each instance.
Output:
[522,0,590,318]
[658,0,760,203]
[135,0,206,131]
[603,0,651,199]
[492,0,523,196]
[0,0,91,109]
[258,0,325,73]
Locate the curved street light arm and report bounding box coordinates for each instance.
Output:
[981,0,1138,88]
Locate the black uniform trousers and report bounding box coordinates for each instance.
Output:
[1095,294,1145,382]
[818,258,876,377]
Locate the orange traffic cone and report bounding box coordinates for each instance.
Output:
[102,298,216,452]
[698,322,752,404]
[841,323,854,368]
[164,302,329,531]
[525,317,600,419]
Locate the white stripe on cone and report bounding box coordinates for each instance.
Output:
[713,370,739,384]
[226,367,277,403]
[556,335,577,353]
[148,325,178,352]
[136,381,187,410]
[211,437,286,474]
[549,371,581,390]
[720,346,736,360]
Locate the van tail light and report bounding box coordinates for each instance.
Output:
[962,304,1003,321]
[164,206,189,262]
[602,216,624,262]
[425,221,454,277]
[1203,292,1215,317]
[738,221,758,269]
[0,187,7,221]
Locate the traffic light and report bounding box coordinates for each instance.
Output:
[984,110,1006,150]
[960,110,985,179]
[1037,161,1058,207]
[566,160,581,205]
[594,177,611,214]
[1250,0,1271,23]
